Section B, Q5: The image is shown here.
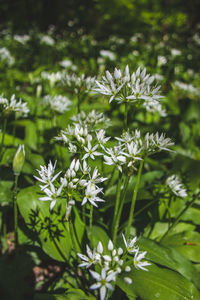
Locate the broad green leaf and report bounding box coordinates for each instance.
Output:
[14,119,38,150]
[87,225,110,252]
[163,231,200,263]
[34,289,91,300]
[138,237,200,288]
[23,153,45,174]
[117,263,200,300]
[0,180,13,205]
[1,148,15,165]
[17,185,72,262]
[72,207,85,251]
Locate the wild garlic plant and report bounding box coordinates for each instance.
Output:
[0,94,29,158]
[32,64,184,299]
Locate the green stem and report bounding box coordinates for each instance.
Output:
[113,176,130,243]
[160,194,197,242]
[124,103,128,130]
[0,118,7,158]
[13,175,19,248]
[68,220,79,253]
[89,205,93,229]
[82,205,86,224]
[105,167,115,189]
[112,173,122,238]
[126,160,144,237]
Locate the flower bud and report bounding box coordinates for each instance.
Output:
[13,145,25,176]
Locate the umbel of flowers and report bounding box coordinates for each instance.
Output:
[34,65,177,299]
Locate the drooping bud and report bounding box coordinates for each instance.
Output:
[13,144,25,176]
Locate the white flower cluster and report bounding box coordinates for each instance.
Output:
[43,95,71,113]
[55,111,110,157]
[103,130,174,172]
[166,175,187,198]
[77,235,151,300]
[71,110,110,129]
[0,94,29,117]
[99,49,116,61]
[62,73,96,94]
[34,159,107,215]
[41,71,63,87]
[40,35,55,46]
[173,81,199,97]
[0,47,15,66]
[94,65,165,116]
[13,34,30,44]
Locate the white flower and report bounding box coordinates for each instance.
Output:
[100,50,116,61]
[0,47,15,65]
[124,277,132,284]
[133,249,151,271]
[88,167,107,188]
[94,65,163,108]
[77,245,101,268]
[171,48,181,56]
[82,141,102,160]
[40,35,55,46]
[144,132,174,153]
[122,234,137,253]
[96,129,110,146]
[39,182,64,211]
[122,141,142,167]
[34,161,61,190]
[59,59,72,68]
[3,94,29,117]
[166,175,187,198]
[82,184,104,207]
[90,268,116,300]
[104,146,126,172]
[43,95,71,113]
[41,71,63,87]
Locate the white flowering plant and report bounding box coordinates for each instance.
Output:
[1,27,200,300]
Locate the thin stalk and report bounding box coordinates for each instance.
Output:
[113,176,130,243]
[124,103,128,130]
[105,167,115,189]
[89,205,93,230]
[82,205,86,224]
[112,173,122,238]
[13,175,19,248]
[126,160,144,237]
[160,195,197,242]
[68,220,79,253]
[0,118,7,158]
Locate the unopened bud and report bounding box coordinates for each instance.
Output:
[13,144,25,176]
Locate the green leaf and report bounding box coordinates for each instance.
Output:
[0,180,13,206]
[34,289,91,300]
[87,225,110,251]
[23,153,45,174]
[137,237,200,288]
[163,231,200,263]
[117,263,200,300]
[73,207,85,251]
[17,185,72,262]
[14,119,38,150]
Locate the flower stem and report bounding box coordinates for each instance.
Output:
[124,103,128,130]
[0,118,7,158]
[113,175,130,243]
[89,205,93,229]
[126,160,144,237]
[159,194,198,242]
[13,174,19,248]
[112,172,122,239]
